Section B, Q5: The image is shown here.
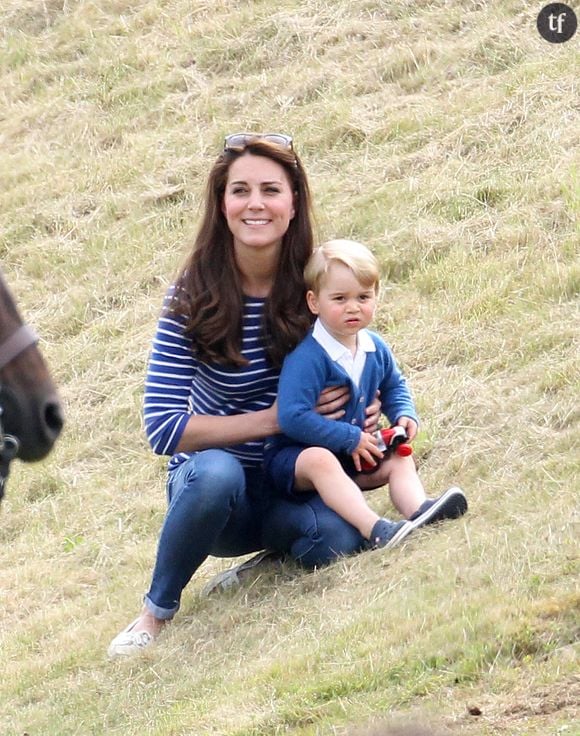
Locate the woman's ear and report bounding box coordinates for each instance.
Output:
[306,290,319,315]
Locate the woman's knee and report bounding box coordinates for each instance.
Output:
[168,450,245,510]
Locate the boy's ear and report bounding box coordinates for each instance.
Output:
[306,290,319,315]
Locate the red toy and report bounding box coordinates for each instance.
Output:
[360,426,413,473]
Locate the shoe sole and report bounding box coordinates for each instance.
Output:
[201,550,283,597]
[410,486,468,529]
[384,487,467,551]
[384,520,416,549]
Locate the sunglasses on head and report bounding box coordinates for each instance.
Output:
[223,132,293,151]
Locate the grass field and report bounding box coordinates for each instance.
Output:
[0,1,578,734]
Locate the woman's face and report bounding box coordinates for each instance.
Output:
[222,153,295,256]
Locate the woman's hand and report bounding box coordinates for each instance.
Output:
[363,391,381,433]
[315,385,349,419]
[265,398,280,435]
[314,387,382,430]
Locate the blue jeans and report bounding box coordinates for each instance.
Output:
[262,493,366,567]
[144,449,366,619]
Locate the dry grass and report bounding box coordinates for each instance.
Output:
[0,1,578,734]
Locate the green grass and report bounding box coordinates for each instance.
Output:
[1,1,578,734]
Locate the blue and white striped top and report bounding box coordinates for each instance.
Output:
[144,288,280,471]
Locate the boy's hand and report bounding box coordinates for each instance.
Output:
[351,431,383,472]
[396,416,418,442]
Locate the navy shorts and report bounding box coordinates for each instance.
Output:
[263,442,357,502]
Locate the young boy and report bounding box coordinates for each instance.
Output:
[264,240,467,550]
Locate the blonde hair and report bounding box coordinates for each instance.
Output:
[304,239,380,294]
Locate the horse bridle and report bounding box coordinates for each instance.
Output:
[0,324,39,497]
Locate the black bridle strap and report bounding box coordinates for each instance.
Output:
[0,324,39,370]
[0,428,18,500]
[0,324,38,498]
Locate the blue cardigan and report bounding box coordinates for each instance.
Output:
[272,330,418,456]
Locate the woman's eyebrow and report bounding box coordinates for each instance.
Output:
[228,179,284,186]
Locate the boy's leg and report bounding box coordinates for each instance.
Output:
[355,454,467,523]
[293,447,412,548]
[295,447,380,539]
[354,453,426,517]
[382,454,428,518]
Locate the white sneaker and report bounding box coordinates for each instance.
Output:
[201,550,283,597]
[107,618,155,658]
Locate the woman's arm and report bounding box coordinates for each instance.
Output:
[175,384,362,454]
[173,403,278,454]
[175,385,364,454]
[145,304,283,454]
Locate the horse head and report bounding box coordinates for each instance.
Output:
[0,270,63,496]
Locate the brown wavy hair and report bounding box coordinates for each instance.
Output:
[169,139,315,368]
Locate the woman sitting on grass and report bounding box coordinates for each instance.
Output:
[108,134,465,658]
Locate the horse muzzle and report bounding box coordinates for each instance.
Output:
[0,386,64,462]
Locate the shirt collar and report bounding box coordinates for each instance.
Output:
[312,318,376,361]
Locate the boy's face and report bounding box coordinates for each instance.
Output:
[306,262,377,346]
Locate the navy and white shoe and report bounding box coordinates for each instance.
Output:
[369,518,416,549]
[408,486,468,528]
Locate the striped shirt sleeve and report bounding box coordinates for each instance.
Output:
[143,291,197,456]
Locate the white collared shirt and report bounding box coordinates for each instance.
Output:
[312,318,376,387]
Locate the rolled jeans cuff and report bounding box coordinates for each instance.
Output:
[143,594,178,620]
